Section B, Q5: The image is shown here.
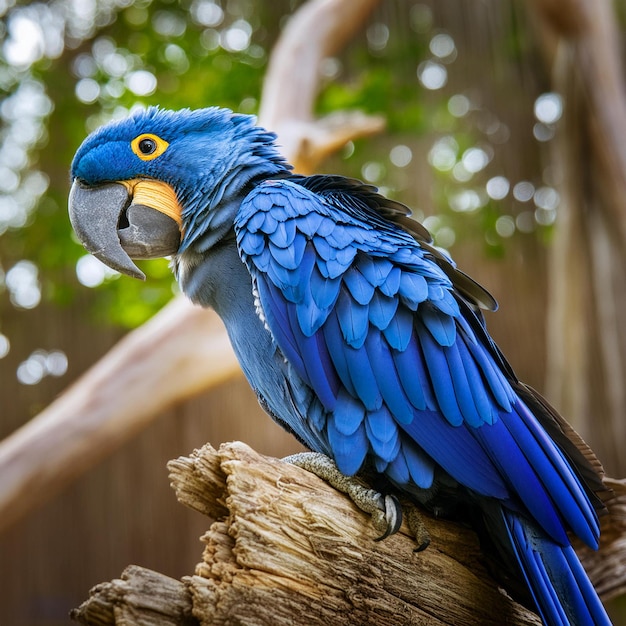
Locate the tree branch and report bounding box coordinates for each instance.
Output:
[0,0,385,535]
[71,444,626,624]
[259,0,385,174]
[72,442,545,625]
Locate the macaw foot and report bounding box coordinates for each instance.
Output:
[283,452,430,550]
[402,499,431,552]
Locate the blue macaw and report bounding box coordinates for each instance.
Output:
[69,106,612,626]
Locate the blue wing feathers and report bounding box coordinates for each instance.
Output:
[243,206,267,231]
[235,178,608,624]
[343,267,376,305]
[502,401,600,547]
[365,409,401,463]
[285,301,339,411]
[364,331,414,425]
[403,440,435,489]
[259,211,277,234]
[252,247,271,273]
[400,409,510,498]
[453,338,496,425]
[322,310,358,398]
[420,303,457,346]
[382,304,413,351]
[379,265,401,297]
[266,256,298,294]
[326,224,357,249]
[315,216,335,237]
[385,448,411,485]
[391,336,432,411]
[340,340,383,411]
[327,418,368,476]
[312,235,333,260]
[443,340,484,428]
[503,510,611,625]
[368,291,399,331]
[240,230,265,255]
[464,337,515,412]
[473,417,571,545]
[357,255,393,286]
[336,289,369,348]
[336,245,357,267]
[398,272,428,307]
[309,264,341,310]
[268,235,306,270]
[297,211,324,234]
[333,388,366,436]
[415,318,465,427]
[255,278,307,375]
[326,256,352,279]
[269,218,296,247]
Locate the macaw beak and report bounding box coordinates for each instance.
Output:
[68,179,182,280]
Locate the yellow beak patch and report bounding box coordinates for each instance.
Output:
[120,179,183,228]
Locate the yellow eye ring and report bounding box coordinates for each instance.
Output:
[131,133,169,161]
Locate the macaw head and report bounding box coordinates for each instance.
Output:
[69,106,290,279]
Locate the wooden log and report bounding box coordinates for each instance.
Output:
[73,442,546,625]
[72,443,626,624]
[70,565,196,626]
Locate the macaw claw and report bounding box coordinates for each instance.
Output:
[283,451,429,549]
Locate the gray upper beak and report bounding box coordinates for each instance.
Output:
[68,180,181,280]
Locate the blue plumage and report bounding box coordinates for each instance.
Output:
[70,106,612,626]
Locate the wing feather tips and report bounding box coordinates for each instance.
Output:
[380,439,435,492]
[364,330,415,425]
[503,400,601,548]
[502,510,612,626]
[327,417,368,476]
[415,317,465,427]
[365,407,401,462]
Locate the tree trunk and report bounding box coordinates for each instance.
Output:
[531,0,626,478]
[71,442,626,626]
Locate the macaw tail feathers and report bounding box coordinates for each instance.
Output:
[502,509,611,626]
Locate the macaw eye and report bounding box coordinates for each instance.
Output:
[138,138,156,154]
[131,133,169,161]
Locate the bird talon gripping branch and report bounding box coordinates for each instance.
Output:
[69,106,612,626]
[284,452,404,541]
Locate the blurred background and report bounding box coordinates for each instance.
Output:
[0,0,624,623]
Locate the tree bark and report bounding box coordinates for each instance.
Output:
[70,566,196,626]
[71,442,626,626]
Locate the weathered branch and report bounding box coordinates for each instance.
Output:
[0,0,385,535]
[259,0,385,173]
[72,442,542,625]
[0,298,239,535]
[70,565,196,626]
[71,443,626,625]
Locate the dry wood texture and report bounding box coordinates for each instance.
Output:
[73,442,544,625]
[71,443,626,625]
[70,565,196,626]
